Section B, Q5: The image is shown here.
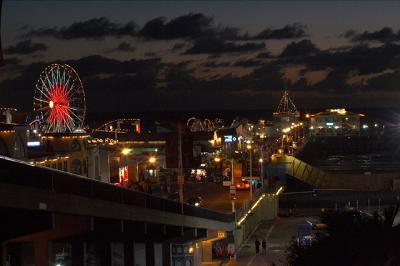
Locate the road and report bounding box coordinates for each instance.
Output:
[227,216,318,266]
[184,182,252,213]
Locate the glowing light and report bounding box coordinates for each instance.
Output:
[246,144,252,150]
[329,108,347,115]
[121,148,132,155]
[189,246,194,253]
[259,158,263,163]
[275,186,283,195]
[148,157,156,164]
[49,100,54,109]
[27,141,40,147]
[214,157,221,162]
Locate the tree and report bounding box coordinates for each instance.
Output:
[286,205,400,266]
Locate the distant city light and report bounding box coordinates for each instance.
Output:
[27,141,40,147]
[363,124,369,129]
[214,157,221,162]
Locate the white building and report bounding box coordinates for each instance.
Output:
[309,108,363,136]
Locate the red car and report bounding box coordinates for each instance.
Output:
[236,180,250,190]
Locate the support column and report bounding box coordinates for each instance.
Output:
[34,239,49,266]
[202,240,212,263]
[99,241,111,266]
[145,242,155,266]
[162,242,171,266]
[124,241,134,266]
[5,243,21,266]
[71,240,84,266]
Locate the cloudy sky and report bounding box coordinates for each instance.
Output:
[1,1,400,113]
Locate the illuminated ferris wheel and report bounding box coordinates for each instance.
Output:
[33,64,86,133]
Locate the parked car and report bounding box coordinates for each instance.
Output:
[187,196,204,207]
[236,179,250,190]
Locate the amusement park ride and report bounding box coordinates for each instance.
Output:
[32,64,86,133]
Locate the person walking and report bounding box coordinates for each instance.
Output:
[255,238,260,254]
[261,238,267,255]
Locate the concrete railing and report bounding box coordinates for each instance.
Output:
[0,156,234,224]
[233,189,278,252]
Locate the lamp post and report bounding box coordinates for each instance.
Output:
[259,158,263,188]
[215,157,235,212]
[247,144,253,200]
[120,148,132,186]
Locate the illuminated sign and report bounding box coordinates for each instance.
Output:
[326,122,334,126]
[224,135,237,143]
[119,166,128,185]
[27,141,40,147]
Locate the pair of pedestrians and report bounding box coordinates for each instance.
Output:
[255,238,267,254]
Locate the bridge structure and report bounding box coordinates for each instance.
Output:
[0,156,278,265]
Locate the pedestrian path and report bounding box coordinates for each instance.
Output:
[226,217,311,266]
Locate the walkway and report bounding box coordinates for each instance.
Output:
[227,216,317,266]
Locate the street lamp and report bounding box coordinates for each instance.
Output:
[121,148,132,156]
[259,158,264,188]
[148,156,156,164]
[247,144,253,200]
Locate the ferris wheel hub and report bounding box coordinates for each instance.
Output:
[49,100,54,109]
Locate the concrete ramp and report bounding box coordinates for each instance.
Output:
[283,155,400,190]
[285,156,328,187]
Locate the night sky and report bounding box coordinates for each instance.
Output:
[1,1,400,113]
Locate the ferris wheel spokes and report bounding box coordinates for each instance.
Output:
[33,64,86,133]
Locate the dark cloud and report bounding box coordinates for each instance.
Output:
[279,39,320,57]
[345,27,400,43]
[295,43,400,75]
[255,52,272,59]
[201,61,231,67]
[113,42,135,52]
[5,40,48,55]
[255,23,308,40]
[171,42,188,51]
[25,13,308,43]
[144,52,157,57]
[234,59,263,67]
[0,55,163,112]
[365,71,400,91]
[27,17,138,39]
[185,37,265,54]
[139,13,214,40]
[4,58,22,65]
